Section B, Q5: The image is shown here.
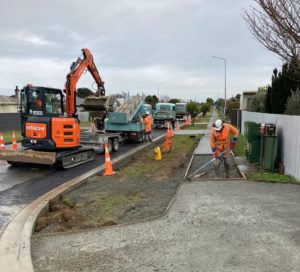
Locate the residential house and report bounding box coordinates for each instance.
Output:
[240,91,257,110]
[0,86,20,113]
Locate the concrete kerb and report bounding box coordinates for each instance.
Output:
[0,134,166,272]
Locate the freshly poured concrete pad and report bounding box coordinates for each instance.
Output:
[187,155,242,180]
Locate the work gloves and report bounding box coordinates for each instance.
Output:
[230,137,238,150]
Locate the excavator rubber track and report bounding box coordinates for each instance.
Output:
[55,147,96,169]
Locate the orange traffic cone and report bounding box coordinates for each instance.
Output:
[161,136,173,153]
[11,131,17,150]
[166,122,173,138]
[185,116,189,125]
[185,115,191,125]
[103,143,116,176]
[0,132,5,150]
[176,119,181,131]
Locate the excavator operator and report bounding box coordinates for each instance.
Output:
[210,119,238,178]
[30,91,43,111]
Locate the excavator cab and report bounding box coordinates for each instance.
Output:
[20,86,80,151]
[21,86,64,119]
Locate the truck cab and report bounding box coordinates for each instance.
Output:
[153,103,176,128]
[175,102,187,120]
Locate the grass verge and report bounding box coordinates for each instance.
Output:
[35,134,201,233]
[236,133,299,184]
[235,134,246,157]
[120,134,201,178]
[246,171,299,185]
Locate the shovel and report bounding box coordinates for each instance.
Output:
[187,148,233,180]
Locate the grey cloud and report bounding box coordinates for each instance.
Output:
[0,0,280,100]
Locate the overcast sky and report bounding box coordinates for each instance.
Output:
[0,0,281,102]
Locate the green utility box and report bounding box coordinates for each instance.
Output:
[244,122,261,164]
[244,121,256,142]
[248,139,261,163]
[247,123,261,143]
[262,136,277,172]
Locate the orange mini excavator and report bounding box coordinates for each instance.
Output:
[0,48,109,168]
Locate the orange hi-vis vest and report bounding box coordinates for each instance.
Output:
[210,123,238,154]
[143,115,152,132]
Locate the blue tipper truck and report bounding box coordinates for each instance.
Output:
[105,95,148,142]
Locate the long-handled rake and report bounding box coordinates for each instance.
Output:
[186,148,234,180]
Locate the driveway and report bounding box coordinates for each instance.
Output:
[32,179,300,272]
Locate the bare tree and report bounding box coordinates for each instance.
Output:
[243,0,300,68]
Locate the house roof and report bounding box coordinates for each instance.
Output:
[0,95,19,104]
[242,91,257,95]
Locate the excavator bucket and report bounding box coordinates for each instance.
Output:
[0,149,56,165]
[81,95,109,111]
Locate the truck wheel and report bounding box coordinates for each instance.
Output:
[112,138,119,152]
[171,120,175,128]
[140,132,145,142]
[108,139,113,153]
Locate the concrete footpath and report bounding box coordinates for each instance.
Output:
[32,180,300,272]
[31,113,300,272]
[194,111,217,155]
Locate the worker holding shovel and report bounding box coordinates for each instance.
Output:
[210,119,238,178]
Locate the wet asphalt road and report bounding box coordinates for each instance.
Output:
[0,129,164,232]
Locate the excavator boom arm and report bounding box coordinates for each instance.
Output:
[65,48,105,118]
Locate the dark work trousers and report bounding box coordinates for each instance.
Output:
[213,154,234,178]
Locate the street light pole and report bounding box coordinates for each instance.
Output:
[212,56,227,117]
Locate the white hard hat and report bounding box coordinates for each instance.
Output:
[145,111,150,115]
[214,119,224,131]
